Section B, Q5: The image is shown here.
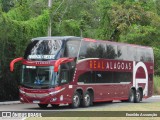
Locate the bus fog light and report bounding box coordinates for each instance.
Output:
[19,89,25,94]
[20,97,24,101]
[51,97,57,102]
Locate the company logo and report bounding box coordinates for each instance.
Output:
[89,60,133,71]
[133,62,148,96]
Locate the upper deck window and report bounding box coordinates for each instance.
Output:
[64,40,81,58]
[78,40,118,60]
[24,40,62,60]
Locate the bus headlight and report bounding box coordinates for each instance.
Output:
[19,89,25,94]
[20,97,24,101]
[49,91,58,95]
[49,87,65,95]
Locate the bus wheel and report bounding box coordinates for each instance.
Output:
[82,91,91,107]
[70,91,81,108]
[135,90,141,103]
[38,104,48,108]
[129,89,136,103]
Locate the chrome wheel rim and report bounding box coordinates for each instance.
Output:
[73,94,80,107]
[130,93,134,102]
[136,92,140,102]
[84,94,90,106]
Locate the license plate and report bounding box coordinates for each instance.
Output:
[33,100,40,103]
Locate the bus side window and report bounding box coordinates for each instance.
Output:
[127,46,136,61]
[105,44,117,59]
[146,49,153,62]
[59,70,69,84]
[117,45,127,60]
[137,48,146,62]
[78,72,92,83]
[64,40,80,58]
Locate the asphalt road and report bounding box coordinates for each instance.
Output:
[0,96,160,111]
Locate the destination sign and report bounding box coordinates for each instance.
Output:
[28,55,55,60]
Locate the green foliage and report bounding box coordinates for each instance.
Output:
[119,24,157,45]
[1,0,14,12]
[153,48,160,76]
[154,76,160,95]
[0,3,49,100]
[61,19,81,36]
[50,0,99,37]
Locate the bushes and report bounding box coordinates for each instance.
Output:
[0,9,49,101]
[154,76,160,95]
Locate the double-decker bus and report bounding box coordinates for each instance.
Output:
[10,36,154,108]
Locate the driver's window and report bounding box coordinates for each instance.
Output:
[60,70,69,84]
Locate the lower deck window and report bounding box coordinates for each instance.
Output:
[78,71,132,84]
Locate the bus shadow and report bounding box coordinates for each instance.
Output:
[25,101,122,111]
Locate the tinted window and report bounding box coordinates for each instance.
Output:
[117,45,127,60]
[146,49,153,62]
[78,71,132,83]
[79,41,97,59]
[78,72,93,83]
[136,48,146,62]
[79,41,118,59]
[105,44,117,59]
[64,40,81,57]
[59,70,69,84]
[24,40,62,60]
[79,40,153,62]
[94,43,106,58]
[95,71,113,83]
[58,62,76,84]
[113,72,132,83]
[127,46,136,61]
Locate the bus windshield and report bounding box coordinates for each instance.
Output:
[24,40,62,60]
[21,65,58,88]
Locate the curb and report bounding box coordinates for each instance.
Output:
[0,101,20,105]
[152,95,160,98]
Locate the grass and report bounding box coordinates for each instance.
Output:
[154,76,160,95]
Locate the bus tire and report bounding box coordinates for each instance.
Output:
[129,89,136,103]
[135,90,141,103]
[70,91,81,108]
[51,104,59,108]
[82,91,91,107]
[38,104,48,108]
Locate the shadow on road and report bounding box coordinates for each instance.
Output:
[25,101,123,111]
[21,97,160,111]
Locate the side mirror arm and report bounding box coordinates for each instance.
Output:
[54,58,74,72]
[10,57,23,72]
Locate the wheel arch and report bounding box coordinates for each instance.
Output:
[75,88,84,99]
[130,87,136,93]
[86,87,94,101]
[137,87,143,101]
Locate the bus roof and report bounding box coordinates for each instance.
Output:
[83,38,153,50]
[31,36,81,41]
[32,36,152,49]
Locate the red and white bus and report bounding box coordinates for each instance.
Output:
[10,36,154,108]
